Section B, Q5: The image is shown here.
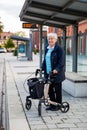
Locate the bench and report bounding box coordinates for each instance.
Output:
[62,72,87,97]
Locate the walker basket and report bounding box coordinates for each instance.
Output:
[27,78,44,99]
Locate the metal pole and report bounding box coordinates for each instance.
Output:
[30,33,33,60]
[17,41,18,60]
[39,25,43,77]
[39,25,42,67]
[63,27,66,71]
[72,24,78,72]
[63,27,66,55]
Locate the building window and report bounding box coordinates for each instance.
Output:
[3,36,6,39]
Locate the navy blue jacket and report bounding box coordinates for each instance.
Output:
[41,42,65,83]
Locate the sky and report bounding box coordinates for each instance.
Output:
[0,0,29,37]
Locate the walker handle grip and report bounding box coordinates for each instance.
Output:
[35,69,41,76]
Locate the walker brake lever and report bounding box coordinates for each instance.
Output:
[35,69,40,76]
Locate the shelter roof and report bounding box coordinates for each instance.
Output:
[10,35,29,42]
[19,0,87,28]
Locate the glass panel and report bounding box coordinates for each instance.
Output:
[77,34,87,76]
[86,35,87,56]
[79,0,87,3]
[66,38,73,72]
[42,37,47,61]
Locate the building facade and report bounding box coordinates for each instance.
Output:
[48,20,87,56]
[31,30,47,51]
[0,32,13,45]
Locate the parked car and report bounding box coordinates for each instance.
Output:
[0,48,7,53]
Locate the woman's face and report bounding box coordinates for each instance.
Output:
[48,36,57,47]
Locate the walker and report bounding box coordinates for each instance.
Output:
[25,69,70,116]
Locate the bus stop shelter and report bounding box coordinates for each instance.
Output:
[19,0,87,71]
[10,35,32,60]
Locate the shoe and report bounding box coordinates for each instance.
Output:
[51,105,60,111]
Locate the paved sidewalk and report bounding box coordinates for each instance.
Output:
[4,53,87,130]
[0,57,4,128]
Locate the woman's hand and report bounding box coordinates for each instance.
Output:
[53,69,58,74]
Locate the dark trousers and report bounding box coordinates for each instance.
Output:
[49,82,62,104]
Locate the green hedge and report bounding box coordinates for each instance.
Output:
[13,48,17,56]
[33,48,39,54]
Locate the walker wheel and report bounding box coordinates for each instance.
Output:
[25,98,32,110]
[38,102,41,116]
[60,102,69,113]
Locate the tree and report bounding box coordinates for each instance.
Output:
[15,31,26,37]
[0,18,4,33]
[5,38,15,50]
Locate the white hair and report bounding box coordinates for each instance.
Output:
[47,33,58,39]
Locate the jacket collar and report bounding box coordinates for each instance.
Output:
[47,45,54,49]
[45,42,60,53]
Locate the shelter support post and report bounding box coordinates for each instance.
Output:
[26,41,32,61]
[63,27,66,55]
[72,24,78,72]
[63,27,66,70]
[39,25,43,77]
[17,41,18,59]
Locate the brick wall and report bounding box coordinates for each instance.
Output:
[48,20,87,36]
[48,20,87,55]
[31,30,47,50]
[0,32,13,45]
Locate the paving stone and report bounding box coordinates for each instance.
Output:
[1,53,87,130]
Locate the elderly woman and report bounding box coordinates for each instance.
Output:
[41,33,65,111]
